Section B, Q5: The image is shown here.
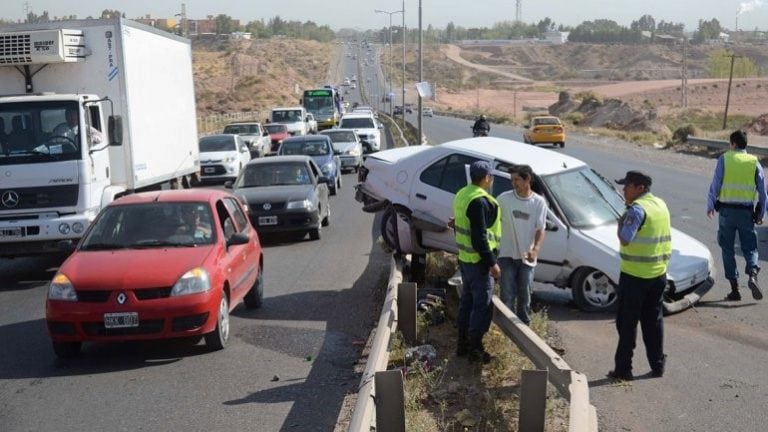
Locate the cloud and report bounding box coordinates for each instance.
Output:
[737,0,765,15]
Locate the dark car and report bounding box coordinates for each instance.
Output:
[277,135,342,195]
[228,156,331,241]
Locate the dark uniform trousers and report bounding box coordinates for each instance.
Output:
[614,272,666,375]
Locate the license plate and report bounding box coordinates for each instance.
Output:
[0,227,23,238]
[104,312,139,328]
[204,167,215,173]
[258,216,278,226]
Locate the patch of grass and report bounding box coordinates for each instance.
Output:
[664,109,753,133]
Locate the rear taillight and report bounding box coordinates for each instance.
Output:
[555,127,563,132]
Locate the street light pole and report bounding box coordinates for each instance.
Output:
[375,8,403,118]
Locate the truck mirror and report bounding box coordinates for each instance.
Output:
[109,115,123,146]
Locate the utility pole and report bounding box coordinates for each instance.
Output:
[375,9,403,118]
[402,0,406,131]
[417,0,423,145]
[681,36,688,108]
[24,1,30,23]
[722,53,741,130]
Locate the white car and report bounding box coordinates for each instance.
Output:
[339,113,382,151]
[355,137,715,313]
[222,122,270,158]
[199,134,252,183]
[320,128,363,173]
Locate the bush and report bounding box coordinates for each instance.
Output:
[672,124,701,143]
[563,111,585,125]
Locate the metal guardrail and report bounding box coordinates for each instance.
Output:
[348,255,404,432]
[687,135,768,157]
[197,111,266,135]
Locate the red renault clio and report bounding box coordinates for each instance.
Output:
[45,189,264,358]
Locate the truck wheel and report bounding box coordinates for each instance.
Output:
[204,292,230,351]
[572,267,618,312]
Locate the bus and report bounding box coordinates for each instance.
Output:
[301,87,341,131]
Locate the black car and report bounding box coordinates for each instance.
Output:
[228,156,331,240]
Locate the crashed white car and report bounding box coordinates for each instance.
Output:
[355,137,715,313]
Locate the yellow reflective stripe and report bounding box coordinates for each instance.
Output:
[620,253,672,263]
[721,183,757,192]
[631,235,672,244]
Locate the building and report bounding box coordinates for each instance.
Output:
[544,30,569,44]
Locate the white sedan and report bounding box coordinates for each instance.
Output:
[355,137,715,313]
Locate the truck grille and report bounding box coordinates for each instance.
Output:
[0,185,78,210]
[0,33,31,64]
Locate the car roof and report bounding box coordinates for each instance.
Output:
[342,113,375,119]
[111,189,231,206]
[246,155,311,165]
[200,134,237,139]
[282,135,331,143]
[265,123,288,128]
[441,138,585,175]
[532,116,561,120]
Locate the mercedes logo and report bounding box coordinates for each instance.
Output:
[116,292,127,305]
[263,203,272,210]
[1,191,20,208]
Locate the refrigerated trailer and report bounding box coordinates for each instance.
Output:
[0,18,200,257]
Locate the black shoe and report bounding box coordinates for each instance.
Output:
[725,290,742,301]
[748,274,763,300]
[607,370,633,381]
[651,354,667,377]
[468,349,491,364]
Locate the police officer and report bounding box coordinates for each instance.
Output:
[609,171,671,380]
[707,130,765,301]
[452,160,501,363]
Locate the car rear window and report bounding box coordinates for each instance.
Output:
[238,162,311,187]
[340,118,375,129]
[265,125,287,133]
[199,136,236,152]
[223,124,260,134]
[533,117,561,126]
[280,140,330,156]
[323,131,357,142]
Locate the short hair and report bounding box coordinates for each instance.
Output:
[509,164,534,181]
[730,130,748,149]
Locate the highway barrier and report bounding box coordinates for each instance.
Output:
[687,135,768,157]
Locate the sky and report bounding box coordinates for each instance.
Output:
[1,0,767,32]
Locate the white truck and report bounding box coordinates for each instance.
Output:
[0,18,200,257]
[271,106,311,136]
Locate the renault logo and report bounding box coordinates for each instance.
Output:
[1,191,20,208]
[116,292,127,305]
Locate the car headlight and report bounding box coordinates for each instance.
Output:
[321,162,334,175]
[287,199,314,210]
[170,268,211,296]
[49,273,78,301]
[346,147,361,156]
[225,156,237,163]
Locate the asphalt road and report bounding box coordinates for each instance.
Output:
[0,49,391,432]
[403,111,768,432]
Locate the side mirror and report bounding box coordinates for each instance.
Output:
[227,232,250,248]
[224,181,234,189]
[263,131,269,136]
[108,115,123,146]
[545,219,559,232]
[305,116,311,122]
[333,149,342,155]
[317,175,330,184]
[378,123,384,129]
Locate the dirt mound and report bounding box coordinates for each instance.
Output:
[743,114,768,136]
[551,92,670,137]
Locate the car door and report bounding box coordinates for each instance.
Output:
[220,198,257,303]
[309,160,329,217]
[409,152,484,252]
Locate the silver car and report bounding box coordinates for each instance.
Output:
[320,129,363,173]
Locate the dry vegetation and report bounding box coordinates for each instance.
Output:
[192,38,339,117]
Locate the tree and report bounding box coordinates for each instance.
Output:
[215,14,234,35]
[694,18,722,43]
[537,17,554,34]
[706,48,760,78]
[656,20,685,36]
[100,9,123,19]
[446,22,456,42]
[630,14,656,33]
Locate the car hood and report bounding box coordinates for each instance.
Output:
[200,150,235,162]
[235,185,314,203]
[63,247,215,290]
[333,142,358,152]
[365,145,430,164]
[311,154,333,166]
[579,223,713,282]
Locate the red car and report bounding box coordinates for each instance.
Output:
[45,189,264,358]
[264,123,290,154]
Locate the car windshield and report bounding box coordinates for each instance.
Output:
[323,131,357,143]
[237,162,311,187]
[280,140,329,156]
[542,167,625,228]
[80,202,216,250]
[223,124,259,134]
[533,117,561,126]
[265,125,287,134]
[0,101,84,165]
[199,136,236,152]
[272,110,302,122]
[340,118,375,129]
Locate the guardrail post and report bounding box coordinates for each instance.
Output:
[374,370,406,432]
[397,282,417,344]
[519,369,548,432]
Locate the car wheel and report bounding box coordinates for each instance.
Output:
[330,180,337,196]
[310,211,322,240]
[337,174,342,190]
[559,141,565,148]
[204,292,230,350]
[52,341,81,359]
[322,203,330,227]
[572,267,618,312]
[244,263,264,309]
[380,207,400,253]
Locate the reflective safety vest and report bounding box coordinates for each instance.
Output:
[619,193,672,278]
[453,184,501,264]
[719,151,758,204]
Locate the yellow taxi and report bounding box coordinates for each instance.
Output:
[523,115,566,148]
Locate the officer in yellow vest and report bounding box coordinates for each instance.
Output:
[452,160,501,363]
[706,130,765,301]
[608,171,671,381]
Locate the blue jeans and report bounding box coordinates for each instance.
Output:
[499,257,534,325]
[718,207,760,281]
[457,262,494,339]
